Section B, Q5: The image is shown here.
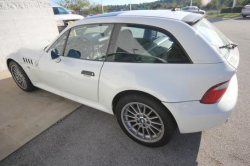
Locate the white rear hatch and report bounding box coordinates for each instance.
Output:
[193,18,239,69]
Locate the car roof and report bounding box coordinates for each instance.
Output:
[85,10,203,25]
[52,5,63,8]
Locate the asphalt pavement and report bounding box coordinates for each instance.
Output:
[1,17,250,166]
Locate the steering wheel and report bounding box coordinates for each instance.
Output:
[72,37,94,59]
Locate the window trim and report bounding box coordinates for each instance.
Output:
[62,29,71,57]
[46,23,193,64]
[47,23,115,62]
[46,30,70,54]
[106,23,193,64]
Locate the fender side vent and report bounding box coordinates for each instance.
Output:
[23,57,35,66]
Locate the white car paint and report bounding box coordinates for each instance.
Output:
[6,10,239,133]
[52,5,84,32]
[54,13,84,21]
[181,6,206,15]
[163,74,238,133]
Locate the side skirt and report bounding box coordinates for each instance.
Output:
[33,82,114,115]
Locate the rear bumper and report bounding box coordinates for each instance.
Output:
[242,10,250,15]
[163,74,238,133]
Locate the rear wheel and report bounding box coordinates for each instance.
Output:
[242,14,247,18]
[9,61,36,92]
[116,93,176,147]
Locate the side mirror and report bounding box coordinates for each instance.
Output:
[50,48,61,63]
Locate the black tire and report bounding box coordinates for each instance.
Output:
[9,61,36,92]
[116,93,176,147]
[242,14,247,18]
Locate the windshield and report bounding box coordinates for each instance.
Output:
[191,7,199,10]
[181,7,189,10]
[53,7,69,15]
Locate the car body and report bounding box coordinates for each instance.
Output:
[6,10,239,147]
[241,4,250,17]
[52,5,84,32]
[181,6,206,14]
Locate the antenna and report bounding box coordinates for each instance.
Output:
[172,0,185,11]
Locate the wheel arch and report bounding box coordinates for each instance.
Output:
[112,90,177,126]
[6,58,15,70]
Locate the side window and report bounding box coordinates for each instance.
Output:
[58,7,65,13]
[121,27,145,38]
[64,24,114,61]
[106,25,190,63]
[191,7,199,11]
[50,31,69,56]
[53,7,59,15]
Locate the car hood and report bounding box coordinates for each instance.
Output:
[7,39,52,64]
[6,40,51,64]
[20,39,52,52]
[54,14,84,20]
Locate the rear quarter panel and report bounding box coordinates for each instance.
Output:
[99,62,236,109]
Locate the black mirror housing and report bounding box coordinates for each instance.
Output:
[51,48,60,60]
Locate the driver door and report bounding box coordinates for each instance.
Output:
[38,24,114,101]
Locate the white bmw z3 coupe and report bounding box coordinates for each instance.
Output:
[6,10,239,147]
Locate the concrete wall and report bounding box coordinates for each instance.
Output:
[0,0,59,71]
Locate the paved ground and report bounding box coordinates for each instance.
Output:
[0,71,80,160]
[0,17,250,166]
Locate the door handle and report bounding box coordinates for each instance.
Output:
[81,70,95,76]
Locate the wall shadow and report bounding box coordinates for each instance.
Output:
[1,105,202,166]
[0,76,80,161]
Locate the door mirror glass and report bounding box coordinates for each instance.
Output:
[50,48,61,63]
[51,48,60,59]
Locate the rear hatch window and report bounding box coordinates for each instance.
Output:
[192,18,230,59]
[192,18,239,68]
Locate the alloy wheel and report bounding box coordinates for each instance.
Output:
[121,102,164,143]
[11,65,27,89]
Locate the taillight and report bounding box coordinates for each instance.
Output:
[201,81,230,104]
[243,7,247,10]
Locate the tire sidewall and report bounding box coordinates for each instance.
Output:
[9,61,36,92]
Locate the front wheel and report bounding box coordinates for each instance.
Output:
[116,93,176,147]
[9,61,36,92]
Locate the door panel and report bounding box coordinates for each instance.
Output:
[38,23,114,101]
[39,54,103,101]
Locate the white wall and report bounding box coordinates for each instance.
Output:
[0,0,59,71]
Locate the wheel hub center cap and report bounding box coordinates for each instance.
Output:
[139,118,146,124]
